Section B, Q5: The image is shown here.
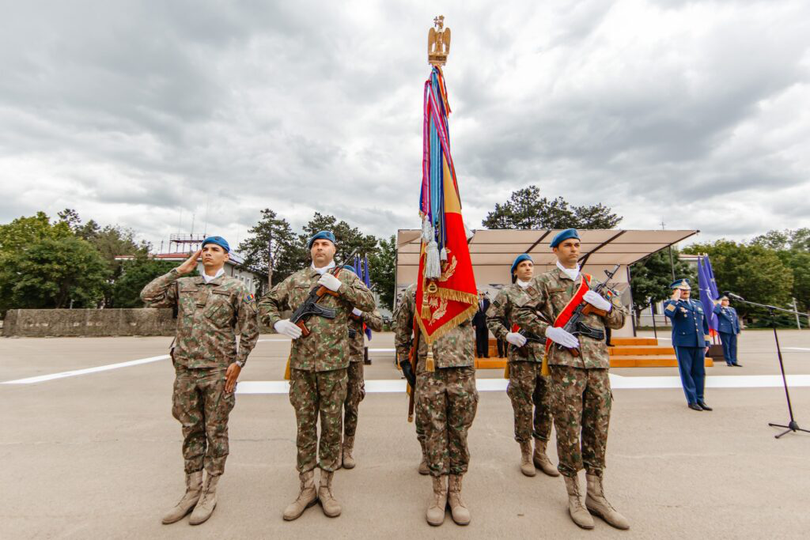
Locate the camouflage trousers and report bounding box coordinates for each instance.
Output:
[507,361,553,444]
[416,366,478,478]
[172,366,236,476]
[343,361,366,438]
[289,367,348,473]
[549,365,611,478]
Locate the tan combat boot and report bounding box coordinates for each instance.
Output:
[426,475,448,526]
[585,473,630,530]
[533,438,560,477]
[342,436,356,470]
[283,470,318,521]
[188,474,219,525]
[161,471,203,524]
[564,475,594,529]
[318,470,341,518]
[418,439,429,475]
[519,441,536,477]
[447,474,471,526]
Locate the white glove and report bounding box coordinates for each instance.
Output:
[506,332,527,347]
[318,273,342,292]
[352,308,362,317]
[274,319,302,339]
[583,291,611,312]
[545,326,580,349]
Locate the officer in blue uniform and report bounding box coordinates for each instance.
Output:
[664,279,712,412]
[713,296,742,367]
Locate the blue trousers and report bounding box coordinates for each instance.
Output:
[719,332,738,365]
[674,346,706,404]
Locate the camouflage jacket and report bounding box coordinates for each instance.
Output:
[486,284,544,363]
[512,268,626,370]
[258,266,375,372]
[140,269,259,369]
[348,309,383,362]
[394,284,475,370]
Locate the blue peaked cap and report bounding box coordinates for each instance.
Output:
[308,230,336,249]
[511,254,533,275]
[201,236,230,253]
[669,278,692,290]
[550,228,580,248]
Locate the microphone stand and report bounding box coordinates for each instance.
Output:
[727,293,809,439]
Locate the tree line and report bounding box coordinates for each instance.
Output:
[1,186,805,326]
[0,209,396,316]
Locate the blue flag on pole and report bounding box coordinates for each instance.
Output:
[697,257,719,337]
[704,256,720,299]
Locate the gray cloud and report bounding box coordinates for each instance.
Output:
[1,0,809,252]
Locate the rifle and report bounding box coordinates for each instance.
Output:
[290,248,359,337]
[558,264,621,357]
[399,312,421,423]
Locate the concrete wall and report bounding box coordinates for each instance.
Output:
[3,308,178,337]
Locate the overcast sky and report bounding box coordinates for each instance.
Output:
[1,0,809,251]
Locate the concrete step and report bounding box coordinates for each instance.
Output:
[609,345,676,356]
[611,337,657,346]
[611,356,714,368]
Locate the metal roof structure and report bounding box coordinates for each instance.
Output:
[396,228,699,272]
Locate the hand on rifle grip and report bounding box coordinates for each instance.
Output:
[274,319,303,339]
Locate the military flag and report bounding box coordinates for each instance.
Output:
[415,65,477,344]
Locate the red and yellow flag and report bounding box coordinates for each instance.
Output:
[415,67,477,344]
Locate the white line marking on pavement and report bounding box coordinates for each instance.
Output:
[234,374,810,394]
[784,347,810,352]
[2,355,170,385]
[368,348,395,353]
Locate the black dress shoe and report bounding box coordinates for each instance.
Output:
[688,403,703,411]
[698,401,713,411]
[732,363,743,367]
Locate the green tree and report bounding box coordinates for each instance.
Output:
[0,212,72,253]
[300,213,379,263]
[0,236,110,309]
[482,185,622,230]
[57,208,150,306]
[111,258,180,307]
[683,241,794,318]
[237,208,299,286]
[368,235,396,311]
[629,248,695,326]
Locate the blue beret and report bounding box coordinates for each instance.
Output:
[201,236,230,253]
[308,230,336,249]
[669,279,691,290]
[510,254,533,275]
[550,228,580,248]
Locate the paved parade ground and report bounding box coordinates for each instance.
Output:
[2,330,810,539]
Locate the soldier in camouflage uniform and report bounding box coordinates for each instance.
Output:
[140,236,259,526]
[393,288,431,477]
[513,229,630,531]
[258,231,374,520]
[394,284,478,527]
[486,254,559,478]
[341,265,383,469]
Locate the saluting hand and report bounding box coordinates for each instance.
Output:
[671,289,682,301]
[225,363,240,393]
[177,249,201,275]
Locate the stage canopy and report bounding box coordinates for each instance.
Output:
[397,227,698,293]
